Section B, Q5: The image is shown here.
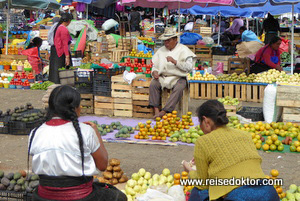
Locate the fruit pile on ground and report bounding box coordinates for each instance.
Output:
[134,111,194,140]
[122,168,174,201]
[266,169,285,199]
[169,126,204,143]
[0,170,39,193]
[289,140,300,152]
[262,134,284,151]
[91,121,134,137]
[94,158,128,185]
[281,184,300,201]
[173,171,194,193]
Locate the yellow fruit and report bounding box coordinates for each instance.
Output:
[270,169,279,177]
[271,134,278,142]
[262,144,270,151]
[256,143,262,149]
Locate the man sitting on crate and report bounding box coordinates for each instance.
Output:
[149,28,196,119]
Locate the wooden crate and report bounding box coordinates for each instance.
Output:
[59,69,75,86]
[212,55,233,71]
[39,29,49,41]
[277,85,300,107]
[80,94,94,115]
[246,84,266,103]
[192,23,206,34]
[162,87,189,117]
[118,38,137,50]
[111,50,129,63]
[224,103,242,117]
[190,82,212,99]
[195,45,212,59]
[132,76,153,118]
[228,57,250,75]
[282,107,300,123]
[111,74,133,117]
[94,96,114,116]
[200,27,212,37]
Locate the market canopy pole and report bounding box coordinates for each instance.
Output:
[154,8,156,33]
[291,3,295,74]
[217,12,221,45]
[5,0,9,55]
[178,1,181,33]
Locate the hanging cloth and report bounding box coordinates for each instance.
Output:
[76,2,86,12]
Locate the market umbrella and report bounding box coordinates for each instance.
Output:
[0,0,61,55]
[234,0,300,74]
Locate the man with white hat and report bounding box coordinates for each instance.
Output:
[149,28,196,118]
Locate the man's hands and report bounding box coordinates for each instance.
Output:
[152,71,159,79]
[166,56,177,65]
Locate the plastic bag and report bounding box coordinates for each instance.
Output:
[180,32,202,45]
[168,185,185,201]
[212,62,224,75]
[102,19,119,31]
[197,40,206,45]
[202,37,214,45]
[123,70,136,84]
[279,38,289,54]
[263,84,283,123]
[136,189,175,201]
[21,47,42,74]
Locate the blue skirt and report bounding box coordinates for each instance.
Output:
[189,183,280,201]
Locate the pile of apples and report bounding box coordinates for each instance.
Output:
[218,96,240,106]
[122,168,174,201]
[217,72,256,83]
[134,111,194,141]
[254,69,285,84]
[188,72,217,81]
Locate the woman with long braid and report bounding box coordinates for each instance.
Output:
[28,85,126,201]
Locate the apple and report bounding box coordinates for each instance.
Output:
[138,168,146,177]
[152,174,159,181]
[144,172,151,180]
[131,173,140,181]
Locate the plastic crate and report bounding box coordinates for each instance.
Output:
[74,71,93,83]
[0,115,10,134]
[9,119,42,135]
[93,75,111,97]
[93,66,126,78]
[237,107,264,122]
[0,190,27,200]
[75,82,93,94]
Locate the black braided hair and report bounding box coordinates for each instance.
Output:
[28,85,85,176]
[53,13,72,39]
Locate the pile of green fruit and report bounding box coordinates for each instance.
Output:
[217,73,256,83]
[10,104,46,122]
[218,96,240,106]
[281,52,291,63]
[281,184,300,201]
[58,67,76,71]
[227,116,243,129]
[90,121,134,137]
[0,170,39,193]
[169,126,204,143]
[31,81,54,90]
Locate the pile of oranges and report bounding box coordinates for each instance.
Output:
[173,171,194,193]
[266,169,285,199]
[134,111,194,140]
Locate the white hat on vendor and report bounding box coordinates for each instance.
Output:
[158,27,182,41]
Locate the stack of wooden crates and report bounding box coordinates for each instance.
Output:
[277,85,300,122]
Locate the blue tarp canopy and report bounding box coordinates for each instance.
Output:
[187,5,253,17]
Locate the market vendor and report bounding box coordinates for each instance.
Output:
[184,100,280,201]
[225,17,244,41]
[239,26,261,43]
[149,28,196,118]
[49,13,73,84]
[250,36,282,74]
[261,14,280,45]
[29,85,127,201]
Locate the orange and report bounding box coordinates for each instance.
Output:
[140,124,145,128]
[139,136,144,139]
[174,173,181,180]
[174,180,180,185]
[281,192,286,198]
[146,124,151,129]
[189,122,194,126]
[157,136,162,140]
[262,144,270,151]
[187,186,194,190]
[172,111,177,115]
[172,115,177,118]
[162,137,166,140]
[187,112,192,116]
[270,169,279,177]
[134,135,139,139]
[162,115,168,120]
[182,171,188,177]
[146,120,152,124]
[167,113,172,118]
[276,187,282,194]
[182,176,189,180]
[156,117,161,122]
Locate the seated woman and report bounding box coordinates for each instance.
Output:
[184,100,279,201]
[250,36,282,73]
[27,37,43,59]
[28,85,126,201]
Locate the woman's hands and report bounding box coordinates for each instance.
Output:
[65,55,70,66]
[83,121,98,133]
[182,159,194,172]
[276,64,283,71]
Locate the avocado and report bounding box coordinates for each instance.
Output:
[22,118,29,122]
[0,170,4,178]
[7,183,15,191]
[29,117,34,122]
[30,174,39,181]
[14,184,21,192]
[29,180,39,188]
[10,180,16,184]
[17,178,24,185]
[16,117,22,121]
[1,177,10,186]
[13,172,21,180]
[0,184,5,190]
[6,173,14,180]
[115,121,121,126]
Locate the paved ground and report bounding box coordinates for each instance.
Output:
[0,88,299,191]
